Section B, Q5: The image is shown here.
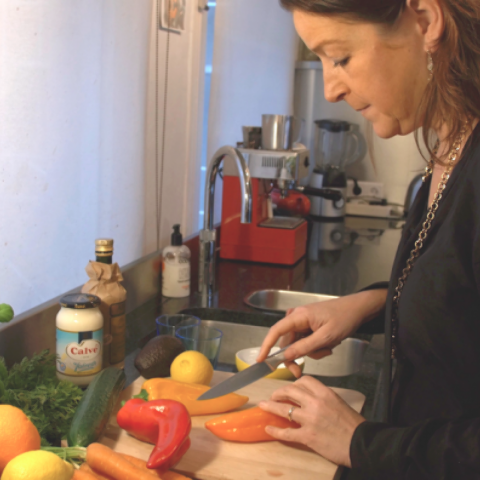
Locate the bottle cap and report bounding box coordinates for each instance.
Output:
[95,238,114,257]
[59,293,101,309]
[171,225,183,246]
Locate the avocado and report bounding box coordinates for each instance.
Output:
[134,335,186,379]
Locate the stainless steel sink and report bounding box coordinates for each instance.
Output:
[202,319,368,377]
[178,307,282,326]
[171,307,369,377]
[244,289,337,313]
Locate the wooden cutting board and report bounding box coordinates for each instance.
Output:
[99,371,365,480]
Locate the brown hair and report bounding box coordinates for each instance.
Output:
[280,0,480,163]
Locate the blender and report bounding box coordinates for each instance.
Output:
[309,119,365,219]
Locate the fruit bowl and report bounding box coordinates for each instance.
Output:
[235,346,305,380]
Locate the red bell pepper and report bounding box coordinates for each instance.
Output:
[117,398,191,470]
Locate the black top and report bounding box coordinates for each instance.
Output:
[350,122,480,479]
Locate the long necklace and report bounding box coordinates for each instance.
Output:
[391,123,468,359]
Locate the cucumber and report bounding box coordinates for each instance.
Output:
[67,367,126,447]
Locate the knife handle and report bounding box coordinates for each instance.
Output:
[265,344,325,371]
[264,345,290,370]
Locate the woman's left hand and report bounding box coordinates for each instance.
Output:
[258,376,365,468]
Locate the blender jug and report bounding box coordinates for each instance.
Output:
[309,119,363,219]
[313,119,364,169]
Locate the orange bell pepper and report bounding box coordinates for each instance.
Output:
[205,406,300,442]
[141,378,249,416]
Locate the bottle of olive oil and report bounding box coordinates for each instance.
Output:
[82,239,127,369]
[95,238,114,265]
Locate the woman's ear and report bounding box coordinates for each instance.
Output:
[406,0,444,51]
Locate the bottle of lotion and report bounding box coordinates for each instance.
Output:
[162,224,191,298]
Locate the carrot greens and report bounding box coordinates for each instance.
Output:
[0,350,84,446]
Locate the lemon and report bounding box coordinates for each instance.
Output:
[170,350,214,385]
[1,450,74,480]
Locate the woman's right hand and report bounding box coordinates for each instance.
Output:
[256,289,387,377]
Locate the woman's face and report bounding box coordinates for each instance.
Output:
[293,8,429,138]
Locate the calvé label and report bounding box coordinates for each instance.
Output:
[56,329,103,376]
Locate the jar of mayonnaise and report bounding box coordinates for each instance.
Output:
[56,293,104,387]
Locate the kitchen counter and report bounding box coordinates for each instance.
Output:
[124,216,404,422]
[0,214,403,478]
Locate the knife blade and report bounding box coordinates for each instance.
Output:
[197,345,290,400]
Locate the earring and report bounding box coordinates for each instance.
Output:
[427,50,434,78]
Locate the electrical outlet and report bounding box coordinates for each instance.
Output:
[347,180,385,199]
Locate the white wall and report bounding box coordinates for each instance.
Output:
[0,0,305,316]
[208,0,298,149]
[205,0,299,224]
[0,0,245,316]
[0,0,152,315]
[142,0,207,252]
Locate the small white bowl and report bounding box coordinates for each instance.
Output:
[235,346,305,380]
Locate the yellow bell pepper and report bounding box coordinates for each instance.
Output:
[141,378,249,416]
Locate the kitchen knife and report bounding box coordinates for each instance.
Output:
[197,345,291,400]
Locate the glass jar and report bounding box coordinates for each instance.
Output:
[56,293,104,387]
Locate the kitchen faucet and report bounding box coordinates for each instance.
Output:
[199,146,252,306]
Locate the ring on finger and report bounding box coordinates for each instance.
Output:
[288,405,296,422]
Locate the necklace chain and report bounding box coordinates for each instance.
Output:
[391,124,468,359]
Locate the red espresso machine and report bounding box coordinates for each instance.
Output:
[220,146,311,265]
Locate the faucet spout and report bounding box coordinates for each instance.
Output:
[199,146,252,305]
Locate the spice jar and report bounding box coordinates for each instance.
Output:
[56,293,104,387]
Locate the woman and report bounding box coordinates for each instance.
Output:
[257,0,480,478]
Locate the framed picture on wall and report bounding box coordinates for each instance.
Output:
[159,0,186,32]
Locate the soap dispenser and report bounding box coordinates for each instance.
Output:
[162,224,191,298]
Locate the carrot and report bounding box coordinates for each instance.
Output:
[72,466,102,480]
[79,463,111,480]
[119,453,191,480]
[86,443,158,480]
[118,454,163,478]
